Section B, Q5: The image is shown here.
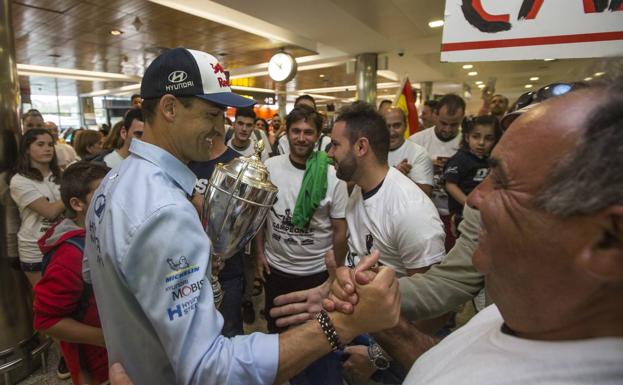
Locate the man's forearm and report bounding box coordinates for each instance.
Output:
[41,318,106,347]
[372,317,438,369]
[276,312,355,384]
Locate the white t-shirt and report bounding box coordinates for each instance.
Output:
[409,127,462,216]
[404,304,623,385]
[347,168,445,277]
[388,140,433,187]
[103,150,125,169]
[263,154,348,275]
[9,173,61,263]
[227,134,270,161]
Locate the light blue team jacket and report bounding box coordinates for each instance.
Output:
[84,140,279,385]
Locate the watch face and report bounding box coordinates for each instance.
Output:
[268,52,297,82]
[374,357,390,370]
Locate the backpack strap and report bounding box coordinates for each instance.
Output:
[253,129,262,142]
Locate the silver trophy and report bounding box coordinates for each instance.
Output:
[201,140,277,308]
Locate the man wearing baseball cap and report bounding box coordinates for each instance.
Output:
[83,47,400,385]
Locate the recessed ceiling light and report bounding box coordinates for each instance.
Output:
[428,20,444,28]
[594,72,605,77]
[462,64,473,69]
[475,81,483,85]
[543,58,556,62]
[584,77,593,81]
[524,84,533,89]
[529,76,539,81]
[468,71,478,76]
[319,74,325,78]
[477,84,485,89]
[110,29,123,36]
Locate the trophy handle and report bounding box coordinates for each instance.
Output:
[217,161,251,237]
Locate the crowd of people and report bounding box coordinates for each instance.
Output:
[0,47,621,385]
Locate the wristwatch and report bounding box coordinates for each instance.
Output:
[367,342,391,370]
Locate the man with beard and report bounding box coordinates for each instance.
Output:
[384,107,433,196]
[255,105,348,384]
[328,101,444,278]
[479,92,509,122]
[409,94,464,250]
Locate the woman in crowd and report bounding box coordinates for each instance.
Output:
[9,128,65,286]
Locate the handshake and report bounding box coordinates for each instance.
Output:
[270,250,400,336]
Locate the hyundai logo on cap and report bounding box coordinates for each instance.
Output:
[168,71,188,83]
[140,47,256,108]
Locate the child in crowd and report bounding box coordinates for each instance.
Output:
[444,115,503,231]
[10,128,65,287]
[33,161,110,385]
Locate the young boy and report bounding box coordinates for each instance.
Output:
[33,161,110,385]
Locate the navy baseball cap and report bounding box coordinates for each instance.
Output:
[140,47,255,108]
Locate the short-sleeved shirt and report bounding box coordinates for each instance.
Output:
[409,127,462,216]
[226,130,270,161]
[388,140,434,186]
[347,168,445,278]
[443,150,489,216]
[263,154,348,275]
[10,173,61,263]
[188,148,244,280]
[83,139,278,385]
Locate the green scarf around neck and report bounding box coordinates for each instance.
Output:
[292,151,331,229]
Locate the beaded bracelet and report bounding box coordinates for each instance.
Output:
[315,310,345,351]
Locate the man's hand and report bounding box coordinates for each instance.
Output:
[255,250,270,283]
[394,159,412,176]
[323,250,381,314]
[269,250,337,327]
[332,264,400,337]
[110,363,134,385]
[342,345,376,379]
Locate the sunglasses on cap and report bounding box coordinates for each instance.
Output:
[502,82,588,130]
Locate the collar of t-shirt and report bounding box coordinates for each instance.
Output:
[289,156,307,170]
[362,177,385,200]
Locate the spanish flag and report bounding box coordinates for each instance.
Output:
[394,77,420,139]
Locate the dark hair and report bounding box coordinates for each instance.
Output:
[437,94,466,116]
[61,161,110,217]
[235,107,256,120]
[1,130,19,183]
[123,108,144,130]
[335,102,389,162]
[286,105,323,134]
[255,118,268,130]
[73,130,102,159]
[15,128,61,182]
[103,121,124,150]
[131,94,141,101]
[141,96,194,124]
[22,109,43,122]
[424,99,439,111]
[378,99,392,110]
[460,115,503,151]
[295,95,317,110]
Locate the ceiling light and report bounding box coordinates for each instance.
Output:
[584,77,593,81]
[428,20,444,28]
[110,29,123,36]
[594,72,605,77]
[468,71,478,76]
[462,64,473,69]
[17,64,141,82]
[475,81,483,85]
[544,58,556,62]
[319,74,325,78]
[477,84,485,89]
[529,76,539,81]
[524,84,533,88]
